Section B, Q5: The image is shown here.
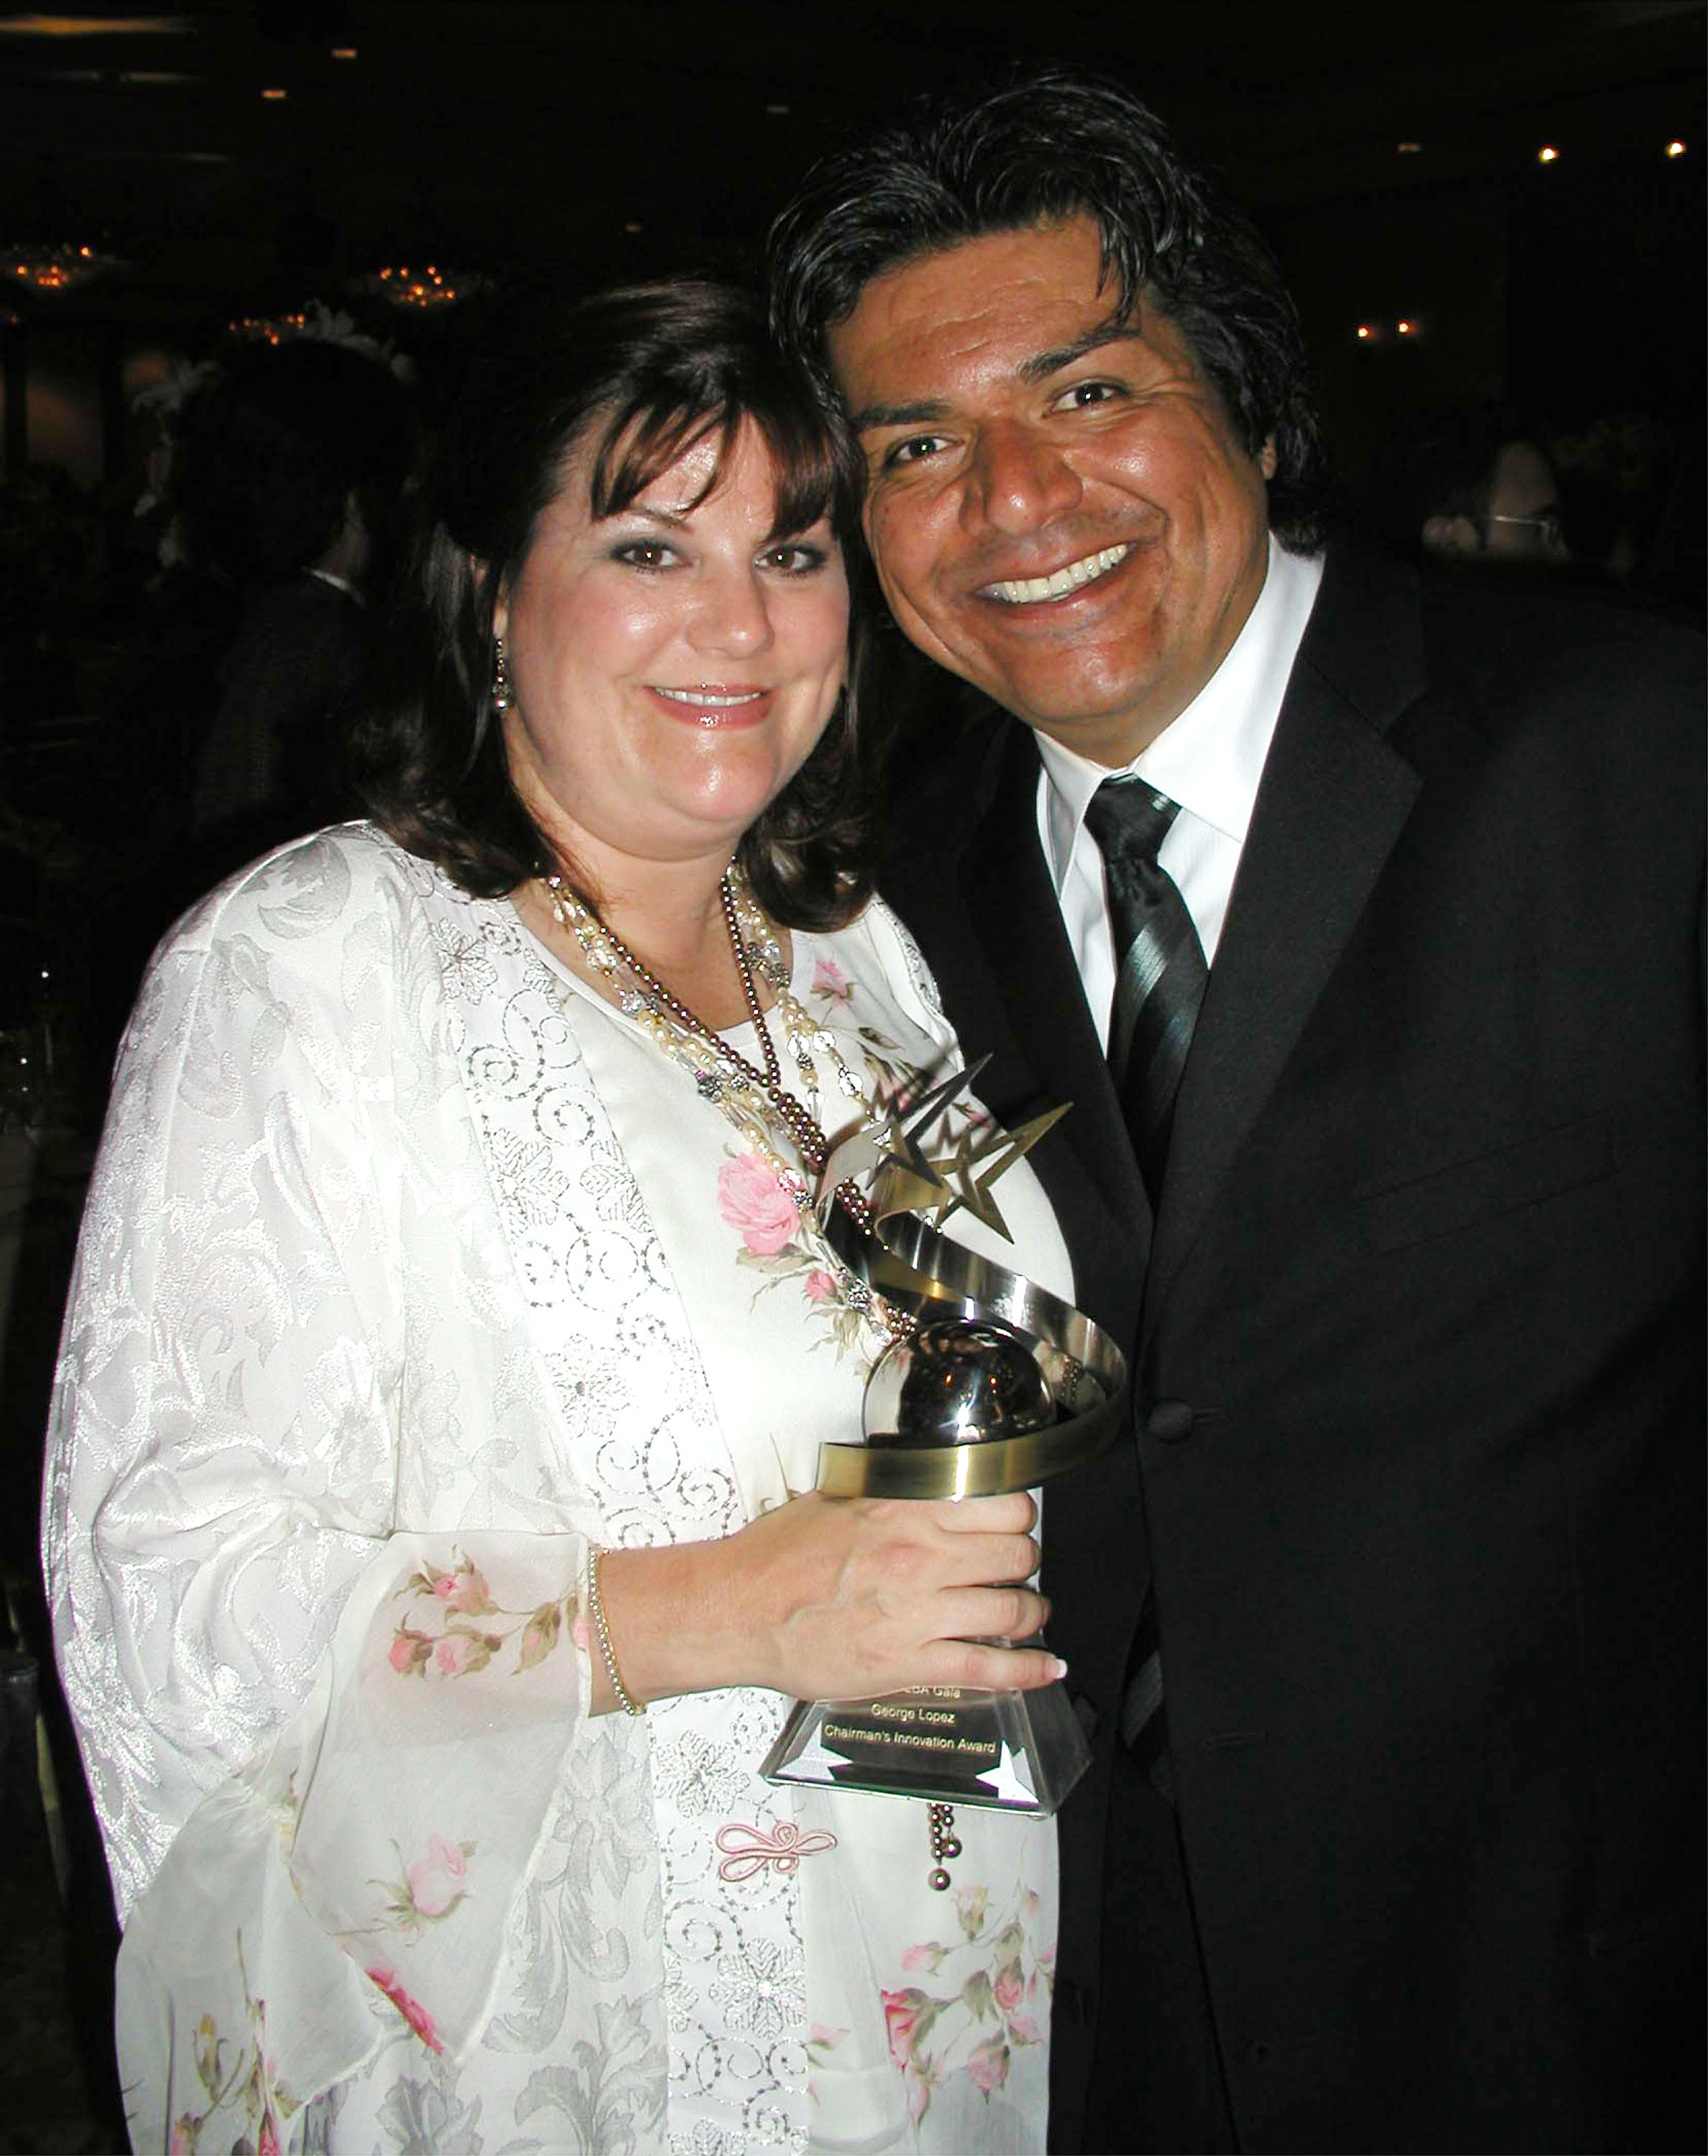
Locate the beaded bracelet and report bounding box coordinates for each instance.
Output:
[587,1545,645,1717]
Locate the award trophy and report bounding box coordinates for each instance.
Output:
[760,1071,1127,1818]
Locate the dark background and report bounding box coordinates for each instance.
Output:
[3,0,1704,497]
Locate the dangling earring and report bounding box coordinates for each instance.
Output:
[491,635,514,714]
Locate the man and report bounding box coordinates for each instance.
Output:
[769,73,1704,2155]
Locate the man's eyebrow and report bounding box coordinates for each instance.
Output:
[847,321,1153,432]
[1019,321,1149,384]
[846,397,950,435]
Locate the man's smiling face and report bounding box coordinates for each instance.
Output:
[828,216,1277,765]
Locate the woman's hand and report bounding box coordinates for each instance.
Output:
[597,1491,1061,1711]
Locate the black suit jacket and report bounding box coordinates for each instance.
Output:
[879,546,1705,2152]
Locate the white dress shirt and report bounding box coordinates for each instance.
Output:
[1035,535,1324,1049]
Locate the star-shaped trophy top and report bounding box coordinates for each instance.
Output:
[816,1059,1071,1243]
[928,1101,1073,1240]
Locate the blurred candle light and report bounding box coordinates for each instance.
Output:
[4,239,122,292]
[1665,139,1686,158]
[262,86,287,101]
[1537,145,1559,163]
[358,264,488,311]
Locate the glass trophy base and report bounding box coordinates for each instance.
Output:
[760,1659,1090,1817]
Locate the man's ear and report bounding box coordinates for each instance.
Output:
[1259,436,1278,481]
[1421,513,1481,558]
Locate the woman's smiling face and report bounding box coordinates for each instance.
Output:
[497,418,849,882]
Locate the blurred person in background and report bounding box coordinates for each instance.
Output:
[1367,401,1571,571]
[94,324,417,1064]
[157,328,417,870]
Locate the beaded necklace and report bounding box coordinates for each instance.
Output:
[541,863,905,1330]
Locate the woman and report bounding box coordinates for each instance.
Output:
[44,284,1071,2153]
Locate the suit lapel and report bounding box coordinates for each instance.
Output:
[1144,550,1426,1326]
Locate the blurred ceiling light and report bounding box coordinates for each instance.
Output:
[44,63,196,82]
[331,47,358,60]
[1396,142,1422,155]
[1537,145,1559,163]
[262,86,288,100]
[767,102,791,116]
[0,12,193,32]
[624,221,645,234]
[1396,318,1416,336]
[1665,139,1687,157]
[1355,324,1375,341]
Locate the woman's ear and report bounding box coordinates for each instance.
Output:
[471,556,506,640]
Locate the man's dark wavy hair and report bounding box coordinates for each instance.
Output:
[352,280,880,926]
[767,70,1330,552]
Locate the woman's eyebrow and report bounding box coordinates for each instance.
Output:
[614,503,695,528]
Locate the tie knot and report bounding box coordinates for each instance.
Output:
[1084,778,1180,869]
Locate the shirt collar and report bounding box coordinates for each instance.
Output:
[1038,535,1324,888]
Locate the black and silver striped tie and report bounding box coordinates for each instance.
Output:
[1084,776,1206,1800]
[1083,777,1208,1204]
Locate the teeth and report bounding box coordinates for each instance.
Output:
[987,544,1132,604]
[656,686,762,707]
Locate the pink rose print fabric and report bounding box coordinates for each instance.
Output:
[877,1882,1053,2129]
[716,1151,801,1256]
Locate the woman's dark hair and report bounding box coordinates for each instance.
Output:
[767,69,1331,553]
[354,280,878,926]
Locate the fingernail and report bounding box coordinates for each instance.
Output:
[1050,1657,1068,1681]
